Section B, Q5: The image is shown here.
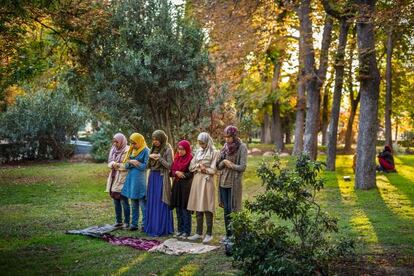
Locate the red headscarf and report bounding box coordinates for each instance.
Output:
[171,140,193,180]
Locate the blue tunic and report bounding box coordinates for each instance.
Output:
[121,148,149,200]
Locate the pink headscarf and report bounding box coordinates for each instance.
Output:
[108,133,127,163]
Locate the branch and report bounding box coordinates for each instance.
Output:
[320,0,353,20]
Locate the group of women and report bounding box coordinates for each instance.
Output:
[106,126,247,244]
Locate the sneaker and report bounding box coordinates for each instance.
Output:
[187,234,202,241]
[173,232,183,238]
[122,223,129,229]
[113,223,123,228]
[180,233,189,239]
[202,235,213,244]
[220,236,228,244]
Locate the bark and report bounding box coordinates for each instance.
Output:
[326,19,350,170]
[261,112,272,144]
[270,58,284,151]
[343,27,359,153]
[355,0,381,190]
[321,84,330,146]
[293,34,306,155]
[299,1,334,160]
[384,29,393,148]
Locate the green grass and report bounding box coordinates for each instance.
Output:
[0,155,413,275]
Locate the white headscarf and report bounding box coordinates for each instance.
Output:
[196,132,215,161]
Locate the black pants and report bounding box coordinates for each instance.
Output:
[196,211,213,236]
[220,186,232,237]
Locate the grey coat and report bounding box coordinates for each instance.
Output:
[217,143,248,211]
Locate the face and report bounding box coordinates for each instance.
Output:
[130,140,138,149]
[177,145,186,157]
[198,140,207,149]
[152,139,161,147]
[113,139,122,150]
[224,135,233,144]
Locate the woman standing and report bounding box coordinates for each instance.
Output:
[121,133,150,231]
[187,132,219,244]
[217,126,247,243]
[170,140,194,238]
[144,130,174,236]
[106,133,130,228]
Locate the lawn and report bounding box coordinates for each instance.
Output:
[0,155,413,275]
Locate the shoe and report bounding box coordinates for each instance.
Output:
[129,226,138,231]
[122,223,129,229]
[220,236,228,244]
[173,232,183,238]
[180,233,189,239]
[187,234,202,241]
[113,223,123,228]
[203,235,213,244]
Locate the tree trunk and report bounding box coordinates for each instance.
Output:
[355,0,381,190]
[293,34,306,155]
[321,84,330,146]
[326,19,349,170]
[299,2,333,160]
[343,27,359,153]
[394,120,398,142]
[384,29,393,148]
[343,93,360,153]
[261,112,272,144]
[270,59,284,151]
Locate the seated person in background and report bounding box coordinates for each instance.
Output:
[377,145,396,173]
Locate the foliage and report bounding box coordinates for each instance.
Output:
[231,155,355,275]
[0,82,88,161]
[83,0,214,141]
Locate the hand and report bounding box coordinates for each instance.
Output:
[129,160,140,167]
[112,163,120,169]
[199,163,206,171]
[175,171,185,178]
[223,159,234,168]
[149,153,160,160]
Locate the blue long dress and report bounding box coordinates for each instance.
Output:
[144,170,174,236]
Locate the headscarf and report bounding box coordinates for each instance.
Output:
[123,133,148,163]
[149,130,170,170]
[220,125,241,160]
[108,133,127,163]
[171,140,193,180]
[384,145,392,152]
[195,132,215,161]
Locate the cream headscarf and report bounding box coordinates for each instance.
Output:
[196,132,215,161]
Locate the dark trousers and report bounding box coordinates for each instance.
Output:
[220,186,233,237]
[196,211,213,236]
[113,195,130,225]
[176,208,192,235]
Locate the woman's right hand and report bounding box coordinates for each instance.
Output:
[129,160,141,167]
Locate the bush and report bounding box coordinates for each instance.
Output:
[90,125,114,163]
[231,155,355,275]
[0,83,88,162]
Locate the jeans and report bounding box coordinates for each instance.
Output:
[220,186,232,237]
[114,196,130,225]
[125,198,146,228]
[176,208,191,235]
[196,211,213,236]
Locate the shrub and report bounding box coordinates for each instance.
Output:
[231,155,354,275]
[0,83,87,161]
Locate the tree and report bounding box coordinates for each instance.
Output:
[85,0,213,142]
[354,0,381,190]
[297,0,334,160]
[322,0,352,170]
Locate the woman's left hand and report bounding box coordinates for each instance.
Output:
[223,160,234,168]
[129,160,141,167]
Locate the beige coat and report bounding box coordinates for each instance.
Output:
[187,150,219,214]
[105,146,129,193]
